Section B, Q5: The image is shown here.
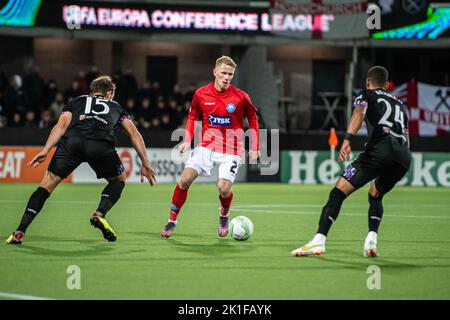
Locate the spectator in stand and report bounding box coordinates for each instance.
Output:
[138,97,155,129]
[152,81,163,101]
[167,98,181,129]
[10,112,23,127]
[76,70,89,94]
[64,79,83,103]
[156,96,169,115]
[150,117,160,129]
[0,90,5,128]
[24,111,38,128]
[184,83,195,103]
[50,92,65,122]
[170,83,184,105]
[85,65,100,87]
[23,66,46,113]
[4,75,26,121]
[44,79,58,108]
[124,98,140,128]
[160,112,172,131]
[137,80,153,105]
[39,110,54,129]
[118,65,138,105]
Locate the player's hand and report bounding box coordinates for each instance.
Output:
[339,140,352,163]
[141,164,157,186]
[28,150,49,168]
[178,142,191,154]
[248,150,260,163]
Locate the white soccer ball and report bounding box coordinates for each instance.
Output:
[230,216,254,241]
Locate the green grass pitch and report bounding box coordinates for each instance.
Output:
[1,183,449,300]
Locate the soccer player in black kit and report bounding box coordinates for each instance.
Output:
[292,66,411,257]
[6,76,156,244]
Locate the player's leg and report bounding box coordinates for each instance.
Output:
[6,138,81,244]
[364,162,409,257]
[6,171,63,244]
[216,155,240,237]
[217,178,233,237]
[86,141,126,242]
[89,173,126,242]
[160,167,199,238]
[292,157,377,256]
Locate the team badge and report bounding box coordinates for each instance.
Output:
[226,103,236,113]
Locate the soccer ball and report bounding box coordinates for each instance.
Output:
[229,216,254,241]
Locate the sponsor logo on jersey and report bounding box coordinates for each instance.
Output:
[204,102,216,106]
[343,164,357,180]
[226,103,236,113]
[208,115,232,126]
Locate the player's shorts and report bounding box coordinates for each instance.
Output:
[341,136,411,195]
[184,146,241,183]
[48,136,124,179]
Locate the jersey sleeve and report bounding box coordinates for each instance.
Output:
[117,104,131,125]
[185,91,202,143]
[243,94,260,152]
[62,98,76,113]
[402,104,409,134]
[353,90,368,109]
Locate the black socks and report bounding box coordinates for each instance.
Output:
[368,194,383,233]
[17,187,50,232]
[317,187,347,236]
[96,181,125,216]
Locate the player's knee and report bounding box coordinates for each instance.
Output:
[369,193,383,204]
[217,182,232,198]
[178,178,192,190]
[40,171,63,193]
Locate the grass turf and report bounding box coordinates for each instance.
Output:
[0,183,449,300]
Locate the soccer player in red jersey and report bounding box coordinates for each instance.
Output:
[160,56,260,238]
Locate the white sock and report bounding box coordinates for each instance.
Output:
[312,233,326,245]
[366,231,377,243]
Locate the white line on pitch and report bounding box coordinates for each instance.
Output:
[231,208,450,220]
[0,292,54,300]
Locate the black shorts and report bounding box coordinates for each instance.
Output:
[48,136,125,179]
[341,137,411,195]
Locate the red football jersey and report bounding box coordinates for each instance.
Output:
[185,83,259,155]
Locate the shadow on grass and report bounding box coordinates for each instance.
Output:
[127,231,205,240]
[4,235,123,257]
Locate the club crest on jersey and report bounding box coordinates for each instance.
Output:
[354,99,367,108]
[208,115,232,126]
[226,103,236,113]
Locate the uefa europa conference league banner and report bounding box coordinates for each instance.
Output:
[281,151,450,187]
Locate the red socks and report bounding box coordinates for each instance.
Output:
[219,192,233,217]
[169,184,188,222]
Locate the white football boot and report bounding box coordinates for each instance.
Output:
[291,242,326,256]
[364,232,379,257]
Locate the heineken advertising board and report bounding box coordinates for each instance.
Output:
[281,151,450,187]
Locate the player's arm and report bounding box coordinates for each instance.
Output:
[339,99,367,163]
[28,111,72,168]
[244,95,260,161]
[120,118,156,185]
[179,92,201,153]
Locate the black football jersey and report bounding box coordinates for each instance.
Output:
[62,95,129,145]
[354,89,409,144]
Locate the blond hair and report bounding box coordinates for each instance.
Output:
[90,75,116,95]
[215,56,237,69]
